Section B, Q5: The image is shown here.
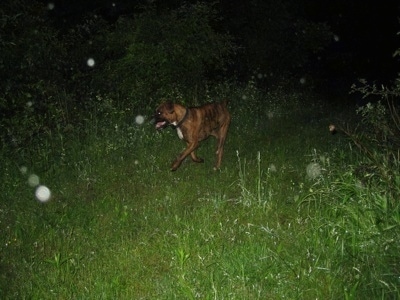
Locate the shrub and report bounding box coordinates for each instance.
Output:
[104,2,236,110]
[0,0,70,153]
[327,42,400,201]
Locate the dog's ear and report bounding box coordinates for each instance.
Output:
[165,102,175,114]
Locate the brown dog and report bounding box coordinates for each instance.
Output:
[154,101,231,171]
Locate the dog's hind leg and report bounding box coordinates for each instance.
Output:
[214,121,230,170]
[214,139,225,170]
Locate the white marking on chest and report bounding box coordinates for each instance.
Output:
[176,127,184,140]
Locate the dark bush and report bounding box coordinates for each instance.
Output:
[100,2,236,110]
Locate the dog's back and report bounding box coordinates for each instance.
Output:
[191,101,230,129]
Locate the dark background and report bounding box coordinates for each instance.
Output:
[1,0,400,141]
[46,0,400,88]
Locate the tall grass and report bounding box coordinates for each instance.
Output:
[298,161,400,298]
[1,82,399,299]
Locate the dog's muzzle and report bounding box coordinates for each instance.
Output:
[153,112,170,130]
[155,120,169,130]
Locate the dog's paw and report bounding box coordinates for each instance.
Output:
[171,161,180,171]
[193,158,204,163]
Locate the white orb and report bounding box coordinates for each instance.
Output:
[28,174,40,187]
[35,185,51,202]
[135,115,144,125]
[87,58,95,67]
[306,163,321,180]
[20,166,28,175]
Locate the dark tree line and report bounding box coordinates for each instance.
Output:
[0,0,333,148]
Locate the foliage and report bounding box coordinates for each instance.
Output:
[352,79,400,148]
[0,1,69,150]
[0,2,399,297]
[0,2,124,155]
[104,2,236,110]
[299,161,400,298]
[345,71,400,198]
[1,71,399,298]
[350,44,400,147]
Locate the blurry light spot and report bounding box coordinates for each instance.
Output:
[87,58,95,67]
[26,101,33,107]
[242,95,247,100]
[134,160,139,165]
[35,185,51,202]
[257,73,263,79]
[333,35,340,42]
[306,163,321,180]
[135,115,145,125]
[47,3,55,10]
[20,166,28,175]
[300,77,306,85]
[268,164,277,172]
[28,174,40,187]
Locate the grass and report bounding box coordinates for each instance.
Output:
[1,87,399,299]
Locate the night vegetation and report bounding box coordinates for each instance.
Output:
[1,0,399,298]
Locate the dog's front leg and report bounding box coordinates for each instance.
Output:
[171,142,199,171]
[190,151,204,163]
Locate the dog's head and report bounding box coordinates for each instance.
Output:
[154,102,176,130]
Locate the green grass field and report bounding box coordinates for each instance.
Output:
[1,87,399,299]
